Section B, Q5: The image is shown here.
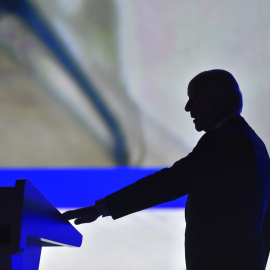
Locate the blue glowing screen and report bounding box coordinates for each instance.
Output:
[0,168,187,208]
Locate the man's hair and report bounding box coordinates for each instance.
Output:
[188,69,243,114]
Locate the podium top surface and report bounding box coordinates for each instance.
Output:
[0,179,82,254]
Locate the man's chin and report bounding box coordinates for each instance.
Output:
[195,126,204,132]
[194,120,204,132]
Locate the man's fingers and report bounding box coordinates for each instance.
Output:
[62,209,83,220]
[74,213,99,225]
[62,206,100,224]
[62,206,96,220]
[74,218,89,225]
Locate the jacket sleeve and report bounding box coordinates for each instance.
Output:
[105,129,252,219]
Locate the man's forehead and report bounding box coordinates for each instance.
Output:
[187,85,205,97]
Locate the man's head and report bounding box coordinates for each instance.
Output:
[185,69,242,132]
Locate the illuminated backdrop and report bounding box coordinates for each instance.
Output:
[0,0,270,269]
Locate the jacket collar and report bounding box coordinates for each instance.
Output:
[213,113,241,130]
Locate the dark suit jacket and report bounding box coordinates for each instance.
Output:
[105,116,270,270]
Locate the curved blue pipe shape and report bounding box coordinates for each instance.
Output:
[0,0,129,165]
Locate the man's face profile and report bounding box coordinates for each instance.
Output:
[185,88,207,132]
[185,86,217,133]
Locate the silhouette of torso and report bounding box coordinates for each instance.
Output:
[105,116,270,270]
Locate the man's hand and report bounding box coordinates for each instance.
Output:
[62,205,101,225]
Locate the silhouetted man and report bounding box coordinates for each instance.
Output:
[63,69,270,270]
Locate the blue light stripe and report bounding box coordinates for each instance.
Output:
[0,168,187,208]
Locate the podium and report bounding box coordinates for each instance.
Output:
[0,179,83,270]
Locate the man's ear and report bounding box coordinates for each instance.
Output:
[212,92,228,117]
[216,91,227,109]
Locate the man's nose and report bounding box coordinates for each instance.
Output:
[185,99,191,112]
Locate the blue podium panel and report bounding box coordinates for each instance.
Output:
[0,180,82,270]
